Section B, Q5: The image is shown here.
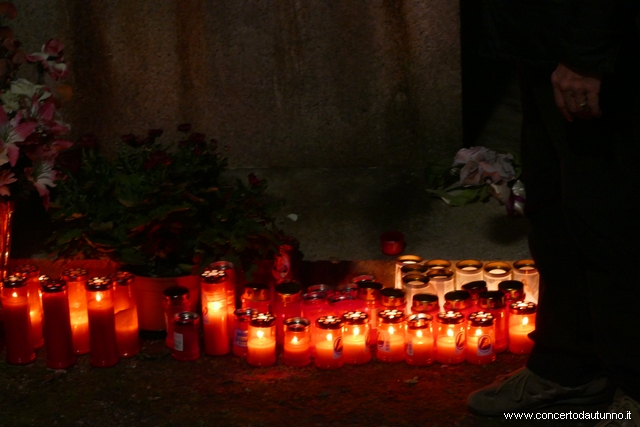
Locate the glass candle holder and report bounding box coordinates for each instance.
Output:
[12,264,43,349]
[508,301,537,354]
[376,309,406,363]
[424,259,452,271]
[444,290,474,320]
[411,293,440,315]
[395,255,423,289]
[206,262,238,340]
[247,313,277,367]
[86,277,119,368]
[401,263,428,280]
[335,282,359,298]
[483,261,512,291]
[455,260,484,288]
[201,271,230,356]
[435,311,465,365]
[513,259,540,304]
[41,278,76,369]
[461,280,488,309]
[306,284,335,297]
[380,288,406,312]
[61,268,90,355]
[241,283,271,313]
[499,280,526,306]
[172,312,201,362]
[162,286,191,349]
[272,282,303,346]
[109,271,140,358]
[314,316,344,369]
[466,312,496,365]
[405,313,435,366]
[402,274,428,315]
[479,291,508,353]
[350,274,376,286]
[2,275,35,365]
[233,308,257,358]
[283,317,311,367]
[341,311,371,365]
[302,291,328,355]
[426,268,455,310]
[327,294,360,317]
[356,281,383,346]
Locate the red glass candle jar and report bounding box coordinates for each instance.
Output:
[455,259,484,287]
[499,280,526,308]
[207,261,238,338]
[395,255,423,289]
[376,309,406,363]
[380,288,406,312]
[302,291,328,355]
[435,311,465,365]
[172,312,201,361]
[356,281,383,346]
[201,270,230,355]
[41,278,76,369]
[483,261,512,291]
[461,280,488,309]
[12,264,43,349]
[61,268,90,355]
[2,275,35,365]
[232,307,257,358]
[306,284,335,297]
[247,313,277,367]
[444,290,474,320]
[341,311,371,365]
[241,283,271,313]
[86,277,119,367]
[466,312,496,365]
[314,316,344,370]
[335,283,358,298]
[327,294,359,317]
[405,313,435,366]
[479,291,508,353]
[513,259,539,304]
[411,293,440,316]
[508,301,537,354]
[283,317,311,367]
[162,286,190,349]
[272,282,303,346]
[109,271,140,358]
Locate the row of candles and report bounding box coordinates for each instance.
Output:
[0,257,538,369]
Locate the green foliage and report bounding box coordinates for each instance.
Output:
[48,128,284,277]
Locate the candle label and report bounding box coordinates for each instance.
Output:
[203,307,210,325]
[406,341,414,356]
[234,328,248,347]
[476,334,492,356]
[333,336,343,359]
[455,331,465,354]
[174,332,184,352]
[377,331,393,353]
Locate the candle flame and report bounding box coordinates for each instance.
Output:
[257,330,264,339]
[326,333,333,341]
[522,316,529,326]
[475,328,482,337]
[291,336,299,344]
[447,328,454,337]
[389,326,395,335]
[212,301,222,311]
[353,326,360,336]
[11,291,17,298]
[96,293,102,302]
[416,330,423,338]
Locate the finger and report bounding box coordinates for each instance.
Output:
[552,83,573,122]
[586,91,601,117]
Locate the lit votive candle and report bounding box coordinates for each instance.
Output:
[206,261,238,340]
[109,271,140,358]
[376,309,406,363]
[314,316,344,369]
[435,311,465,365]
[483,261,512,291]
[12,264,44,349]
[479,291,508,353]
[466,312,496,365]
[283,317,311,367]
[233,308,257,358]
[40,278,76,369]
[61,268,91,355]
[508,301,537,354]
[246,313,277,367]
[86,277,119,368]
[405,313,435,366]
[341,311,371,365]
[201,271,230,356]
[2,275,36,365]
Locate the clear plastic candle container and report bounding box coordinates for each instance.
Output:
[405,313,435,366]
[2,275,35,365]
[61,268,90,355]
[411,293,440,316]
[172,312,201,362]
[376,309,406,363]
[200,271,230,356]
[508,301,537,354]
[12,264,43,349]
[426,268,455,310]
[283,317,311,367]
[247,313,277,367]
[455,260,484,287]
[206,262,237,340]
[479,291,508,353]
[314,316,344,370]
[162,286,191,349]
[466,312,496,365]
[232,308,257,358]
[402,274,429,315]
[109,271,140,358]
[395,255,423,289]
[512,259,540,304]
[483,261,512,291]
[41,278,76,369]
[435,311,465,365]
[341,311,371,365]
[241,283,271,313]
[272,282,303,346]
[356,281,383,346]
[461,280,488,309]
[85,277,119,368]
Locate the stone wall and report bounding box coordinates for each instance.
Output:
[12,0,461,168]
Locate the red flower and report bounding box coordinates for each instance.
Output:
[248,173,260,187]
[143,150,172,169]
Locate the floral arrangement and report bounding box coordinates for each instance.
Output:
[48,125,285,278]
[0,1,71,206]
[426,146,525,215]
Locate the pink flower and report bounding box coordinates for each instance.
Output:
[0,170,17,196]
[26,39,68,80]
[25,160,57,208]
[453,146,515,186]
[0,109,37,167]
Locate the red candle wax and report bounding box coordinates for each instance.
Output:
[86,277,119,367]
[62,269,91,355]
[508,302,537,354]
[12,265,44,349]
[341,312,371,365]
[283,317,311,367]
[172,312,201,361]
[41,278,76,369]
[201,271,230,355]
[2,275,35,364]
[110,272,140,358]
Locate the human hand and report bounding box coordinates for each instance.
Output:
[551,63,602,121]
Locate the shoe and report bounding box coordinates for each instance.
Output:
[594,388,640,427]
[467,367,613,416]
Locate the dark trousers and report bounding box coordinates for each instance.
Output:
[518,38,640,401]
